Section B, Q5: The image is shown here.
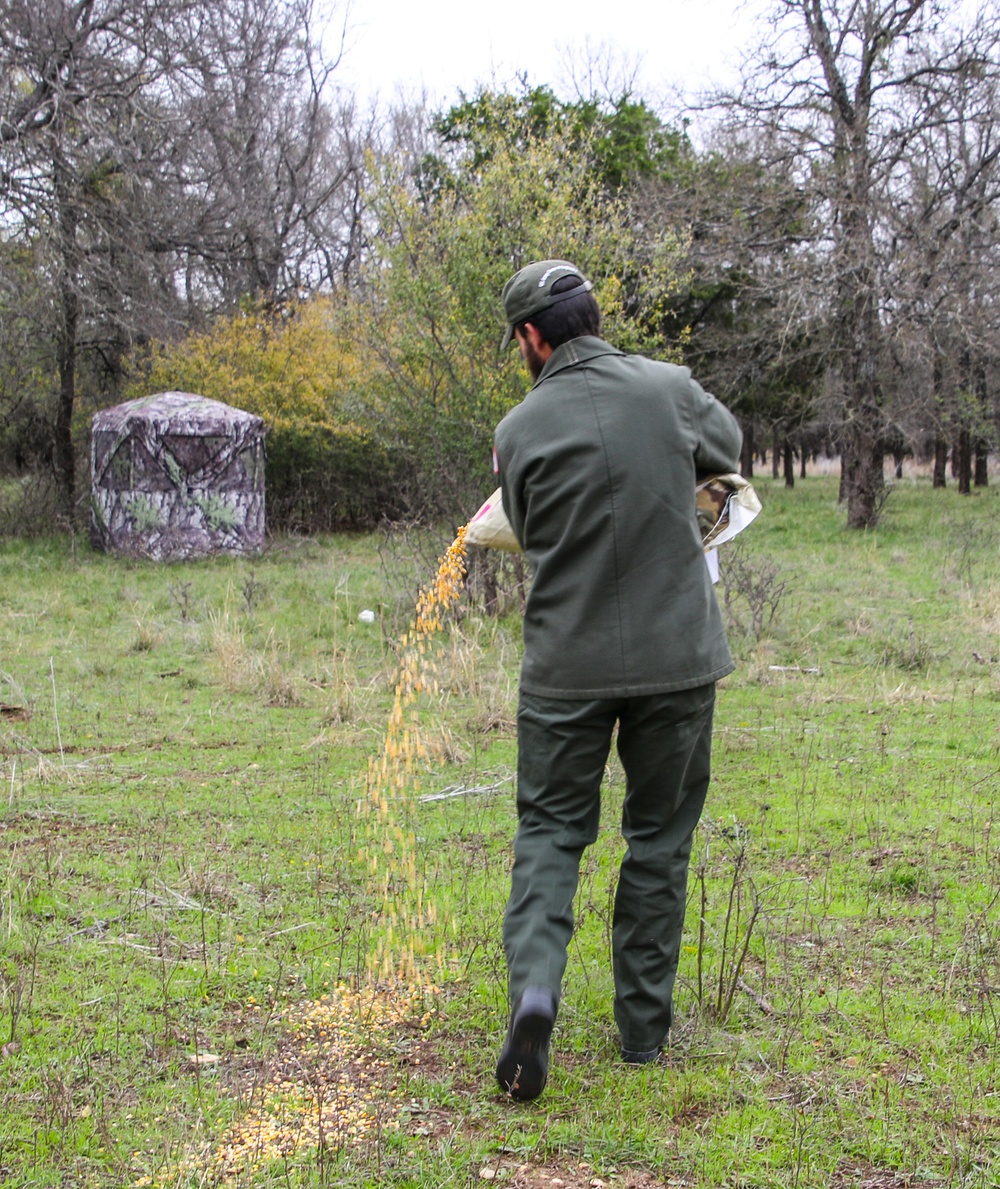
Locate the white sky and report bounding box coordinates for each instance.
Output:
[329,0,763,110]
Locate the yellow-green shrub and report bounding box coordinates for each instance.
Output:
[127,299,405,530]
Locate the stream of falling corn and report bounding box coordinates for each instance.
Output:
[363,524,469,984]
[136,529,471,1187]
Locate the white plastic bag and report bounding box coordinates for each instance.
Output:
[695,473,762,547]
[465,488,522,552]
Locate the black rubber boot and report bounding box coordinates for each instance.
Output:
[496,986,557,1101]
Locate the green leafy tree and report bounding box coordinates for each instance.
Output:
[361,100,690,523]
[430,84,692,193]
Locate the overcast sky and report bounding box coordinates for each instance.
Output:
[329,0,764,110]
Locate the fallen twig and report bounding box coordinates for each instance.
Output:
[738,977,776,1016]
[419,781,507,803]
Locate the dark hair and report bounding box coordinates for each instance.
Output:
[515,275,601,348]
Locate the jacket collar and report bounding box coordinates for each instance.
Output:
[533,336,624,386]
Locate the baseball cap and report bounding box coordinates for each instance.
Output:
[500,260,594,348]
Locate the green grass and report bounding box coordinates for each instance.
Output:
[1,474,999,1188]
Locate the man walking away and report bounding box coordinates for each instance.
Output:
[492,260,742,1101]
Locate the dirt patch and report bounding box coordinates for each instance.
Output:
[469,1162,673,1188]
[138,985,437,1186]
[830,1164,941,1189]
[150,990,678,1189]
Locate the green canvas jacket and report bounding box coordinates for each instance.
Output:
[494,336,743,698]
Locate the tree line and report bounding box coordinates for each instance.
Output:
[1,0,998,536]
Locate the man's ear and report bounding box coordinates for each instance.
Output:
[522,322,550,355]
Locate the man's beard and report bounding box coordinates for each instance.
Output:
[523,338,545,380]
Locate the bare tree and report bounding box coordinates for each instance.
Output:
[713,1,1000,527]
[159,0,366,306]
[0,0,353,523]
[887,38,1000,490]
[634,120,829,485]
[0,0,188,518]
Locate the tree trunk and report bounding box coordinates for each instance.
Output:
[783,439,795,488]
[842,405,885,529]
[481,555,499,617]
[772,429,781,480]
[55,287,78,525]
[957,429,972,495]
[974,442,989,487]
[800,448,807,480]
[842,361,886,527]
[834,108,885,528]
[54,158,80,527]
[932,437,948,488]
[740,421,754,479]
[972,363,989,488]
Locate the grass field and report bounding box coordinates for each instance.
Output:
[1,472,999,1188]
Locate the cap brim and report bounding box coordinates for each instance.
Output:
[500,324,515,350]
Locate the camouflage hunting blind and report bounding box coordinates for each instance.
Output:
[90,392,265,560]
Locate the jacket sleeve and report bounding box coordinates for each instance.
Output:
[689,376,743,475]
[494,423,527,549]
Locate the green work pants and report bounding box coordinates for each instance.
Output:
[503,683,716,1052]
